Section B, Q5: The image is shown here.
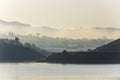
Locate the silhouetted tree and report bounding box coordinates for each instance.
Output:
[87,49,92,52]
[8,32,15,36]
[24,43,31,47]
[15,37,19,45]
[62,50,68,55]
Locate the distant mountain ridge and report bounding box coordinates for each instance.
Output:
[0,19,31,27]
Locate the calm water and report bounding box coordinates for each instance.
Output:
[0,63,120,80]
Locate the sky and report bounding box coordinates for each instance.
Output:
[0,0,120,39]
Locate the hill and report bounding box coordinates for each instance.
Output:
[0,38,46,62]
[93,39,120,52]
[46,39,120,64]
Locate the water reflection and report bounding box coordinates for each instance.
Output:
[0,63,120,80]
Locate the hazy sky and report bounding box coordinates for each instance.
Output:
[0,0,120,39]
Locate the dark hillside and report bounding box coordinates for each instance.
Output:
[46,38,120,64]
[0,38,45,62]
[93,39,120,52]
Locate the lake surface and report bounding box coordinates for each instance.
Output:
[0,63,120,80]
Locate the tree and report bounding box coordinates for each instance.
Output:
[8,32,14,36]
[15,37,19,45]
[36,33,40,37]
[24,43,32,48]
[62,50,68,55]
[87,49,92,52]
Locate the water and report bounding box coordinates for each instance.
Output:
[0,63,120,80]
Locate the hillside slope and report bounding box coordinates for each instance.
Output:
[0,38,45,62]
[93,39,120,52]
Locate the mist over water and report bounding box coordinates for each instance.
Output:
[0,63,120,80]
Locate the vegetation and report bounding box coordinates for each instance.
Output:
[0,37,120,64]
[0,37,49,62]
[46,38,120,64]
[46,51,120,64]
[3,34,113,52]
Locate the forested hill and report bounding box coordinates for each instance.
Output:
[46,38,120,64]
[0,38,48,62]
[93,38,120,52]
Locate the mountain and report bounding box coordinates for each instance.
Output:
[0,38,45,62]
[93,39,120,52]
[0,19,31,27]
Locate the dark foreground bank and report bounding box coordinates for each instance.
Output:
[42,51,120,64]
